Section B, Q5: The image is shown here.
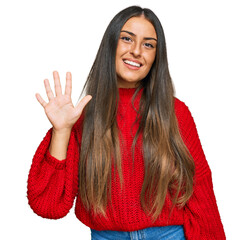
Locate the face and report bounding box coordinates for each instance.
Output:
[115,16,157,88]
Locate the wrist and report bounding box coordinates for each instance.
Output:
[49,128,72,160]
[52,127,72,136]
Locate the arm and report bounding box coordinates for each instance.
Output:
[27,71,90,219]
[184,172,225,239]
[175,99,226,239]
[27,121,81,219]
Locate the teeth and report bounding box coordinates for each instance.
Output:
[124,60,141,67]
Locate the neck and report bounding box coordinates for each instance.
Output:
[117,78,141,89]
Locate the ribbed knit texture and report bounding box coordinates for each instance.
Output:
[27,88,225,239]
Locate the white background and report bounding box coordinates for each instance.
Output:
[1,0,251,239]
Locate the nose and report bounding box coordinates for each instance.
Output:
[130,42,141,57]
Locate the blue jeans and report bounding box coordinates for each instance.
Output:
[90,225,185,240]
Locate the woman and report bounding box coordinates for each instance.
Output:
[27,6,226,240]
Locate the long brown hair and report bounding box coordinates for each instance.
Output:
[79,6,195,222]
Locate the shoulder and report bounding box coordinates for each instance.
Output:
[173,97,198,142]
[174,97,192,125]
[174,97,188,111]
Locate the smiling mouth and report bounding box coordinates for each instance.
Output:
[123,60,142,68]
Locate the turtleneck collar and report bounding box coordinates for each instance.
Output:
[118,88,143,103]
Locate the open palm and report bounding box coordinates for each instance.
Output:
[36,71,92,132]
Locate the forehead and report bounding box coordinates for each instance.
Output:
[121,16,157,38]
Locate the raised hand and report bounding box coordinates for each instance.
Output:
[36,71,92,133]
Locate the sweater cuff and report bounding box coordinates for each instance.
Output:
[45,149,66,170]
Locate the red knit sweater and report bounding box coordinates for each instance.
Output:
[27,88,225,239]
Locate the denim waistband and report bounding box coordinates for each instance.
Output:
[90,225,185,240]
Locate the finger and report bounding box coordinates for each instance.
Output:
[75,95,92,115]
[65,72,72,96]
[53,71,62,96]
[35,93,47,108]
[44,79,54,100]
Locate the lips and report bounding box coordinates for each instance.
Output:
[123,59,143,68]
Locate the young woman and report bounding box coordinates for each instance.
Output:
[27,6,226,240]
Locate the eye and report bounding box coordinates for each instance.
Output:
[121,36,132,42]
[144,43,154,48]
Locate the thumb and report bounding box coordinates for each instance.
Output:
[75,95,92,115]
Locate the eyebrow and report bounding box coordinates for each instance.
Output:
[121,30,157,42]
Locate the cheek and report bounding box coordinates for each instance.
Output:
[116,42,130,57]
[146,52,156,68]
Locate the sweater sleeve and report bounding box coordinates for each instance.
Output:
[27,118,82,219]
[175,99,226,240]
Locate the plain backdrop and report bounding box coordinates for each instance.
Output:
[1,0,251,239]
